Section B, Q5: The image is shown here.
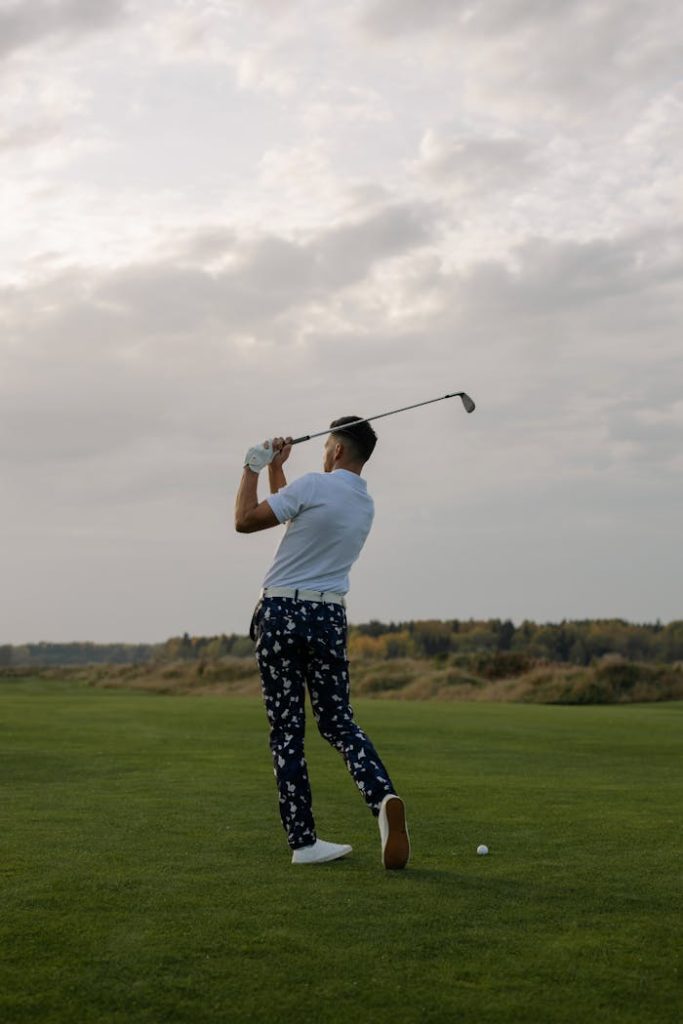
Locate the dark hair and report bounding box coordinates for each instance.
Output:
[329,416,378,463]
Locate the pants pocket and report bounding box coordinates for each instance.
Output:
[249,601,263,642]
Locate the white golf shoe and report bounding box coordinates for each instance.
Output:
[378,794,410,870]
[291,839,352,865]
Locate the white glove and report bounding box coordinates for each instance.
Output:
[244,440,276,473]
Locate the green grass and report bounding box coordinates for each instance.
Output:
[1,678,681,1023]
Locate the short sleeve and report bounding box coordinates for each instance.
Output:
[266,474,316,524]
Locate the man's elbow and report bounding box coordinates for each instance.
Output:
[235,503,278,533]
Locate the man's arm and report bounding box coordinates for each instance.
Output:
[234,437,292,533]
[234,467,279,533]
[268,435,292,494]
[268,462,287,494]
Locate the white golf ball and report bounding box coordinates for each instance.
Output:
[476,844,489,856]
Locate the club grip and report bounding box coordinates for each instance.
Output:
[290,435,309,445]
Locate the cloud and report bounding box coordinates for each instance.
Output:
[0,67,90,153]
[607,399,683,470]
[416,129,540,195]
[358,0,683,112]
[359,0,462,38]
[2,207,679,493]
[297,224,683,496]
[0,0,129,60]
[0,119,62,152]
[101,201,437,326]
[235,42,298,97]
[0,200,438,472]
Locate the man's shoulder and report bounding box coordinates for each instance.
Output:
[287,471,323,492]
[273,472,323,504]
[287,470,373,500]
[280,471,319,489]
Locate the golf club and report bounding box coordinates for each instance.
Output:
[289,390,476,446]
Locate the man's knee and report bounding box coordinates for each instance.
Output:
[316,710,355,747]
[270,725,304,754]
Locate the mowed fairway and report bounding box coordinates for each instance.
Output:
[1,680,681,1024]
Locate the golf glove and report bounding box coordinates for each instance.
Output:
[244,441,276,473]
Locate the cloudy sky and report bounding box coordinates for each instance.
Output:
[2,0,681,643]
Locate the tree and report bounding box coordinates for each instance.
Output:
[497,620,516,652]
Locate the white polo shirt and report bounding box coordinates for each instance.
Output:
[263,469,374,595]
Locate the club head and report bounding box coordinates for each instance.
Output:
[460,392,476,414]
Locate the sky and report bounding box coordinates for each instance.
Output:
[2,0,682,643]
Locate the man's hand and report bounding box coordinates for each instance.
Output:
[270,436,293,468]
[244,440,276,474]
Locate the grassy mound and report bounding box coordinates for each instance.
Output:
[2,655,681,703]
[350,656,683,704]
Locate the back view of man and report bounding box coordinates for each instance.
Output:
[234,416,410,868]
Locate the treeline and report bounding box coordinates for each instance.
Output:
[0,642,157,668]
[0,633,254,668]
[348,618,683,665]
[2,619,682,668]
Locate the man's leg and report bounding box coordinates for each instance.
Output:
[305,603,396,815]
[254,598,317,850]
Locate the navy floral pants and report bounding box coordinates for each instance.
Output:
[251,596,396,850]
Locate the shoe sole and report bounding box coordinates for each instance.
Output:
[292,846,352,865]
[381,797,410,870]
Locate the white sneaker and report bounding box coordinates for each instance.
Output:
[378,794,410,869]
[291,839,353,865]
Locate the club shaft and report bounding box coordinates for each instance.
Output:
[290,391,471,445]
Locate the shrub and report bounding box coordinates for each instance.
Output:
[354,660,419,694]
[474,651,534,679]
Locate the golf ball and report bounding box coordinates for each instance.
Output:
[476,844,489,856]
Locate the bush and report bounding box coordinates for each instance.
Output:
[354,660,419,694]
[474,651,534,679]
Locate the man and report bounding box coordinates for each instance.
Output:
[234,417,410,868]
